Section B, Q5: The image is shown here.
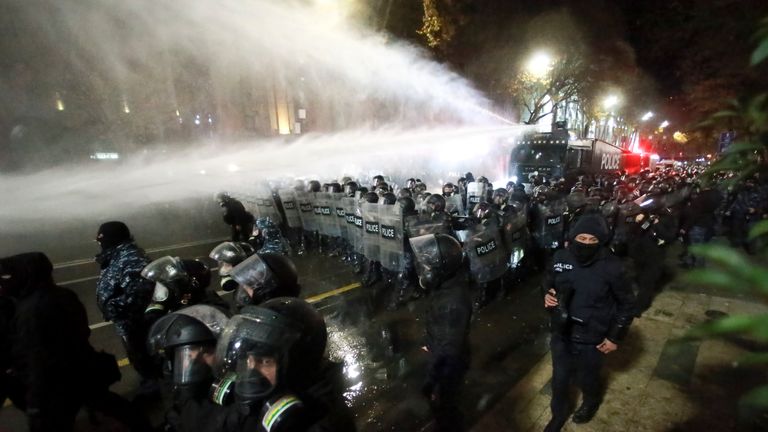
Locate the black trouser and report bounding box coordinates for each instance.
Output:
[633,249,665,313]
[117,321,160,381]
[548,336,604,430]
[423,355,467,432]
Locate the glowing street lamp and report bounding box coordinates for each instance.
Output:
[525,51,553,79]
[603,94,620,110]
[659,120,670,129]
[641,111,654,121]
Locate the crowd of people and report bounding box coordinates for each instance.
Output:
[1,163,766,432]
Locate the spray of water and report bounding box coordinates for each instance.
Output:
[2,0,527,241]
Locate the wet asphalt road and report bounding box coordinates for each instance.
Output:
[1,246,551,431]
[0,198,552,431]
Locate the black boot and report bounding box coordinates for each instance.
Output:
[572,401,600,424]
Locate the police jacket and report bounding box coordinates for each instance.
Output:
[236,361,357,432]
[95,242,153,326]
[425,274,472,364]
[544,247,635,345]
[222,197,253,227]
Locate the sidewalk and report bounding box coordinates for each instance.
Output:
[471,289,768,432]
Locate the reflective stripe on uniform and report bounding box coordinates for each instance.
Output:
[220,275,234,288]
[144,303,165,313]
[262,395,302,432]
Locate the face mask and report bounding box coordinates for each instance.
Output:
[569,241,600,265]
[153,282,170,302]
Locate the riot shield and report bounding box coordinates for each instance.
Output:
[500,210,528,269]
[254,184,281,223]
[278,189,302,229]
[464,220,508,284]
[352,199,365,254]
[405,213,452,238]
[342,197,360,250]
[379,205,405,272]
[295,191,317,232]
[330,192,345,239]
[361,202,381,262]
[311,192,324,232]
[466,181,488,209]
[315,192,332,237]
[611,201,642,250]
[532,198,566,250]
[445,194,464,216]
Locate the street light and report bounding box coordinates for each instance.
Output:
[603,94,620,110]
[659,120,670,129]
[525,51,553,79]
[641,111,654,121]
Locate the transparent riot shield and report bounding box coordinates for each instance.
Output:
[405,213,452,239]
[464,220,508,284]
[341,197,357,246]
[500,210,528,269]
[361,202,381,262]
[278,189,302,229]
[315,192,332,237]
[311,192,324,232]
[445,194,464,216]
[352,199,365,254]
[532,199,566,250]
[378,205,405,272]
[296,191,317,232]
[466,181,488,209]
[330,192,345,239]
[254,184,281,224]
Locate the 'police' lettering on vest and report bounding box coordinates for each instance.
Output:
[546,216,562,225]
[475,239,497,257]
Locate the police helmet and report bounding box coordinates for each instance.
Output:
[425,194,446,213]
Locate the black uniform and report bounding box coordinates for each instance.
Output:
[627,207,677,315]
[1,252,150,432]
[423,274,472,432]
[221,196,255,242]
[543,216,635,431]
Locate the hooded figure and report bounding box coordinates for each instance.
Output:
[0,252,149,432]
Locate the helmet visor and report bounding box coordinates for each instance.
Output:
[173,344,213,385]
[408,234,441,282]
[141,256,186,283]
[213,312,299,377]
[209,242,247,265]
[229,254,273,289]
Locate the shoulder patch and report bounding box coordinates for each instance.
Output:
[263,395,303,432]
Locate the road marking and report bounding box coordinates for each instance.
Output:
[87,281,362,331]
[306,282,362,303]
[111,282,363,368]
[53,237,228,269]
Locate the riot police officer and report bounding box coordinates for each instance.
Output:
[213,297,356,432]
[142,256,227,325]
[228,253,301,313]
[216,193,255,242]
[542,215,635,431]
[209,241,256,295]
[148,305,235,432]
[410,234,472,432]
